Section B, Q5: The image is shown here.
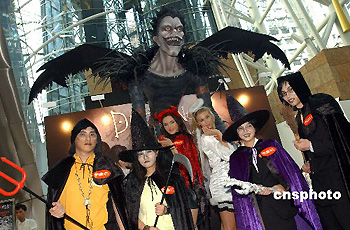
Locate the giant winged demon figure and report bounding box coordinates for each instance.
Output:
[29,8,290,131]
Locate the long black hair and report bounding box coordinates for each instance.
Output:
[248,119,260,133]
[277,72,311,109]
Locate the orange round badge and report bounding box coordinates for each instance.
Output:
[259,147,277,158]
[161,186,175,194]
[304,114,313,126]
[173,140,184,146]
[93,170,111,179]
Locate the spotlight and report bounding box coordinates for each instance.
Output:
[237,94,249,106]
[101,114,111,125]
[61,121,72,132]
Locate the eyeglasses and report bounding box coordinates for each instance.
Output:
[76,131,97,139]
[281,87,295,98]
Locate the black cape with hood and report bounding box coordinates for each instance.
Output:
[42,155,129,230]
[124,168,194,230]
[121,109,194,229]
[296,93,350,205]
[278,72,350,205]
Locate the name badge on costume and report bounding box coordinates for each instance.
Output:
[161,186,175,195]
[304,114,313,126]
[259,147,276,158]
[93,170,111,179]
[173,140,184,146]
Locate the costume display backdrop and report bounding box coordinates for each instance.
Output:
[44,103,134,168]
[45,87,279,168]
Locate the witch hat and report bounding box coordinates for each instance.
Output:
[222,110,270,142]
[119,109,172,162]
[226,92,247,123]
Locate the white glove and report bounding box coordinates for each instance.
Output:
[225,178,271,195]
[225,178,244,187]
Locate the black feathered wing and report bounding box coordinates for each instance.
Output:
[29,27,289,104]
[190,26,290,70]
[29,44,129,104]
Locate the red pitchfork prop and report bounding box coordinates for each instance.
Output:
[0,157,89,230]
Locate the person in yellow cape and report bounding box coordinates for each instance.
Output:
[42,118,128,230]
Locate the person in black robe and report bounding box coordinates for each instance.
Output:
[277,72,350,229]
[120,110,194,230]
[42,118,128,230]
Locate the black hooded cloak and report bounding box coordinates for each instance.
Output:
[124,167,194,230]
[277,73,350,205]
[42,119,128,230]
[42,155,128,230]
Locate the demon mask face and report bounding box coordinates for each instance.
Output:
[153,16,185,57]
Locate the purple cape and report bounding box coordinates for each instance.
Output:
[229,139,322,230]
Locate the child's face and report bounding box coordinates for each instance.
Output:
[281,82,302,108]
[237,122,256,143]
[196,110,214,130]
[162,115,179,135]
[137,150,157,169]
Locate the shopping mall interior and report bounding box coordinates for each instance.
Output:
[1,0,350,229]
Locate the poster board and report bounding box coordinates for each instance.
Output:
[44,87,279,168]
[0,199,15,230]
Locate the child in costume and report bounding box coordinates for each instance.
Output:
[120,110,195,230]
[192,105,237,230]
[223,110,322,230]
[155,106,209,230]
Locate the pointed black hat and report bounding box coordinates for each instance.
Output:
[119,109,172,162]
[226,92,248,123]
[222,110,270,142]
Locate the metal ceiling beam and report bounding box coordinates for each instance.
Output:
[209,0,350,95]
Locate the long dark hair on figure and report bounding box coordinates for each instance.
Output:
[248,119,260,133]
[160,113,193,140]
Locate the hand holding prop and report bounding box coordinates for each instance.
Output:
[280,105,312,188]
[0,157,89,230]
[153,154,193,227]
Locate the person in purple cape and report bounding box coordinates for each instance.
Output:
[223,110,322,230]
